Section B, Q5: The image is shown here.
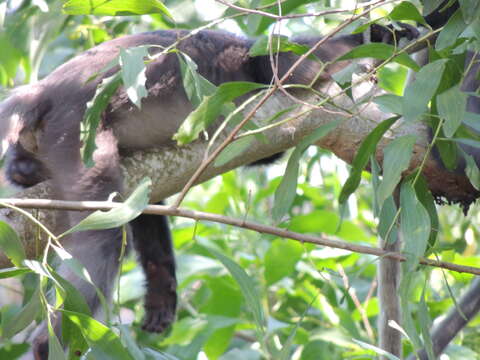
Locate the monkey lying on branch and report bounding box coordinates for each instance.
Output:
[0,22,421,359]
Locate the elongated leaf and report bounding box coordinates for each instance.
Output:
[63,0,172,18]
[51,269,91,354]
[82,73,122,167]
[339,116,399,204]
[208,248,266,335]
[178,53,216,107]
[64,177,151,235]
[174,82,265,145]
[272,120,340,221]
[437,85,468,137]
[2,287,40,338]
[465,151,480,191]
[418,290,435,360]
[249,35,314,59]
[374,95,403,114]
[62,310,135,360]
[0,221,25,266]
[436,9,468,50]
[400,182,431,269]
[413,174,439,249]
[352,339,401,360]
[337,43,419,71]
[48,320,67,360]
[0,267,30,278]
[463,111,480,132]
[377,135,416,207]
[119,47,148,108]
[389,1,426,25]
[264,239,303,285]
[378,196,398,244]
[403,60,447,122]
[214,136,254,167]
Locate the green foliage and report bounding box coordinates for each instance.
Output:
[1,0,480,359]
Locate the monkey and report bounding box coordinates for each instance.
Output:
[0,24,419,359]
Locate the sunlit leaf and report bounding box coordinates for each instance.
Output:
[376,135,416,207]
[64,177,151,234]
[63,310,134,360]
[63,0,172,18]
[337,43,419,71]
[0,221,25,266]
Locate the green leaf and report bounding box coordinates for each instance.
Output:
[208,248,266,335]
[400,182,431,269]
[64,177,151,235]
[173,82,265,145]
[378,196,398,244]
[436,9,468,50]
[178,53,216,107]
[249,35,314,59]
[0,34,21,83]
[437,85,468,137]
[403,60,447,122]
[272,120,340,221]
[459,0,480,24]
[413,174,439,250]
[339,116,399,204]
[63,0,172,18]
[0,344,29,359]
[463,111,480,132]
[250,0,319,35]
[418,290,435,360]
[337,43,419,71]
[214,136,254,167]
[463,150,480,190]
[2,287,40,338]
[48,320,67,360]
[374,95,403,114]
[0,267,30,278]
[119,47,148,108]
[51,269,91,353]
[62,310,134,360]
[264,239,303,285]
[389,1,426,25]
[0,221,25,266]
[82,73,122,167]
[352,339,401,360]
[377,135,416,207]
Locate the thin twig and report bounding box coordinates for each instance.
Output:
[215,0,395,20]
[338,264,375,341]
[1,198,480,276]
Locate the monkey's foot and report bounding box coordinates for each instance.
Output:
[33,334,49,360]
[142,300,176,333]
[142,261,177,333]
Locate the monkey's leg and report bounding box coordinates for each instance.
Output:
[33,129,126,359]
[130,206,177,333]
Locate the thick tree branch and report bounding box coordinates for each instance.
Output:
[0,80,476,264]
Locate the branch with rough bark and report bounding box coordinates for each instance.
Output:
[0,79,476,265]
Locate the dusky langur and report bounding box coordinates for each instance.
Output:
[0,24,418,359]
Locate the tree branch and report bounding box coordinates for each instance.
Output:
[0,77,476,265]
[1,199,480,276]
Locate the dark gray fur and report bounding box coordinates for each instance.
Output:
[0,26,419,359]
